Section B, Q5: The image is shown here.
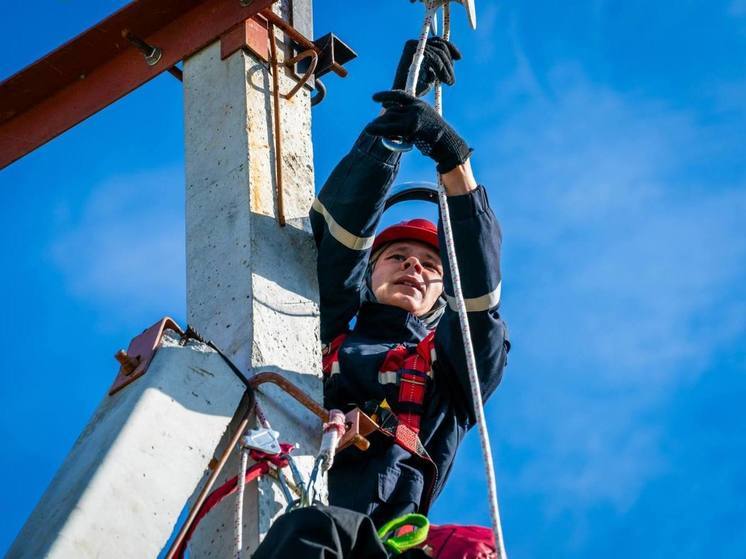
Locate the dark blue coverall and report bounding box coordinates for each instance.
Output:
[309,131,510,527]
[252,129,510,559]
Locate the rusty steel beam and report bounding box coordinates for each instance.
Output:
[0,0,275,170]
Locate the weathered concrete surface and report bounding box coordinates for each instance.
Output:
[6,332,247,559]
[184,0,322,556]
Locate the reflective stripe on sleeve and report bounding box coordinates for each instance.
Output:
[311,199,375,251]
[378,371,398,385]
[445,281,502,312]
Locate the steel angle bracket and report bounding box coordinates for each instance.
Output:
[338,408,378,452]
[294,33,356,106]
[0,0,278,170]
[109,316,184,396]
[222,10,357,104]
[303,33,357,79]
[263,10,357,103]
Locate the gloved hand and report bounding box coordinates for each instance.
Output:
[366,90,472,174]
[393,37,462,97]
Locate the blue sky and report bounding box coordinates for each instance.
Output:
[1,1,745,557]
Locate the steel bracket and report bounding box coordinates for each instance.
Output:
[302,33,356,79]
[296,33,356,105]
[338,408,377,452]
[259,9,356,102]
[220,14,355,104]
[108,316,184,396]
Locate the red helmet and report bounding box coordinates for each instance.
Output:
[372,219,439,254]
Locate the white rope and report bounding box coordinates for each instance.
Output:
[318,409,346,473]
[235,396,271,558]
[407,2,509,557]
[254,399,273,430]
[235,448,249,559]
[405,4,439,94]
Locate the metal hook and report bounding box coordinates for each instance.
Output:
[283,50,318,100]
[311,78,326,106]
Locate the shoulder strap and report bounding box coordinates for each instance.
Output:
[322,332,348,377]
[377,331,436,433]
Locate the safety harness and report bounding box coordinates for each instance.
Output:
[322,331,439,514]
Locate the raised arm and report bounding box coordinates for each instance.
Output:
[312,39,462,344]
[310,133,401,344]
[366,92,510,423]
[435,165,509,422]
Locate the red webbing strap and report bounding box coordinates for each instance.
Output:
[378,424,439,517]
[379,343,407,378]
[175,462,270,559]
[322,332,348,377]
[395,332,436,432]
[397,374,427,431]
[393,423,421,455]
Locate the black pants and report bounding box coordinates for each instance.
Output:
[251,506,429,559]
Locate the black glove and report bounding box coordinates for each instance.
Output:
[366,90,472,173]
[393,37,462,97]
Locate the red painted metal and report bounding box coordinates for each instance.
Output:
[220,17,269,62]
[109,316,184,395]
[0,0,275,170]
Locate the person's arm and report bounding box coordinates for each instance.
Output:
[312,41,462,345]
[310,133,401,344]
[440,158,478,195]
[434,178,509,423]
[365,92,509,422]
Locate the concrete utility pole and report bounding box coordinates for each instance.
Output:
[7,1,323,557]
[184,0,322,554]
[7,330,249,559]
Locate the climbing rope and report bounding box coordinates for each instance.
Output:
[318,409,346,472]
[165,333,353,558]
[170,375,348,557]
[230,409,346,556]
[235,447,249,558]
[382,2,439,152]
[173,441,296,559]
[388,1,509,557]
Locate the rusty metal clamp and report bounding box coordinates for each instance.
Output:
[283,49,318,100]
[250,372,327,420]
[249,372,372,451]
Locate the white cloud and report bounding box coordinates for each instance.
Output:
[49,166,186,327]
[472,63,746,526]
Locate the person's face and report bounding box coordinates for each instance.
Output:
[371,240,444,316]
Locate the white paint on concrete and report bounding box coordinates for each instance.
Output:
[7,331,247,559]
